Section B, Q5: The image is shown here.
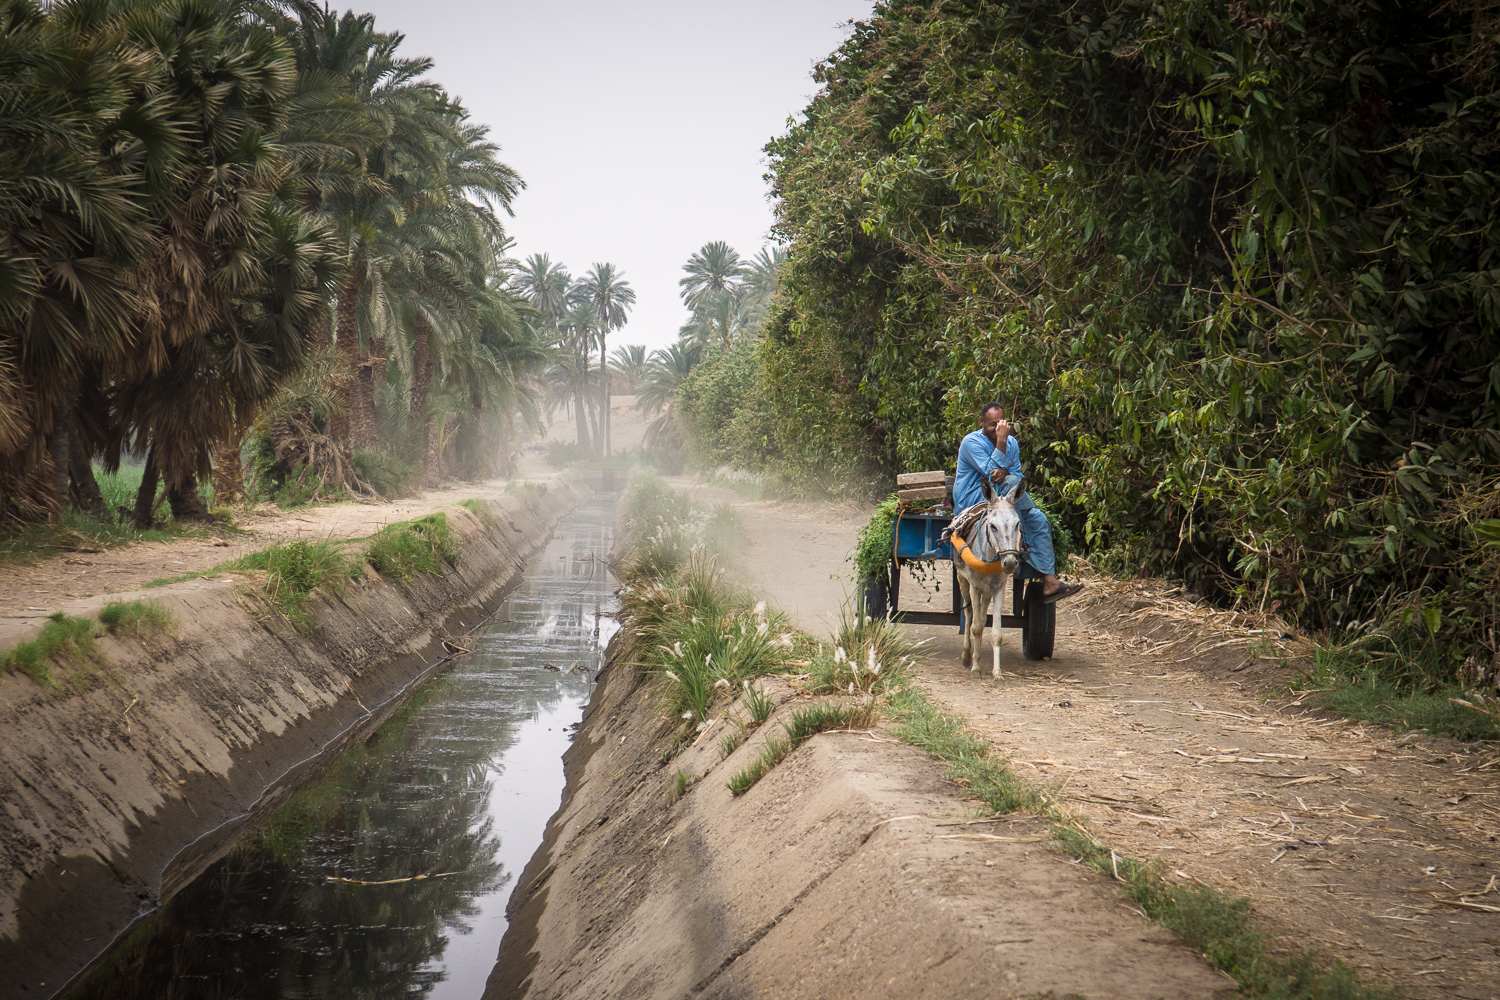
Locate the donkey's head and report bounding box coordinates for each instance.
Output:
[977,476,1024,574]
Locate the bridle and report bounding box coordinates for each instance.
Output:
[951,506,1024,575]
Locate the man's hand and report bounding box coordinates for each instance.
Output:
[981,407,1011,446]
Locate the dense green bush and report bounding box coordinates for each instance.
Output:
[739,0,1500,685]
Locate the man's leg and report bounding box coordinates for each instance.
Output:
[1015,501,1061,596]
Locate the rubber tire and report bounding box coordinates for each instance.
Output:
[1020,580,1055,660]
[861,569,890,621]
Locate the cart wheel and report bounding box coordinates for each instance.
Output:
[861,568,890,620]
[1021,580,1055,660]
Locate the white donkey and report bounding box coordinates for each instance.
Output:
[949,477,1024,681]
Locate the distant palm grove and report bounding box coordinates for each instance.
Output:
[0,0,634,527]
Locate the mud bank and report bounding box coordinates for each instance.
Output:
[484,636,1232,1000]
[0,480,588,998]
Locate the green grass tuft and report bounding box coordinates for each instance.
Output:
[365,513,460,581]
[717,725,745,759]
[727,701,876,795]
[781,701,875,744]
[727,734,789,796]
[236,540,358,632]
[453,498,495,524]
[98,600,176,639]
[666,768,699,804]
[1302,645,1500,743]
[1,613,101,687]
[742,682,775,724]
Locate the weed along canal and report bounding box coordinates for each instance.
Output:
[64,493,618,1000]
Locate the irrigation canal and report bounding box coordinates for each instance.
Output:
[67,491,619,999]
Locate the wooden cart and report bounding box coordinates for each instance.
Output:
[863,508,1057,662]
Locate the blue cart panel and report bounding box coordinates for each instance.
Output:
[894,512,955,560]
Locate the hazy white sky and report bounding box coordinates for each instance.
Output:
[352,0,877,352]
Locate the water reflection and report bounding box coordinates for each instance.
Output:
[69,493,617,1000]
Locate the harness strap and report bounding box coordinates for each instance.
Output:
[950,532,1020,575]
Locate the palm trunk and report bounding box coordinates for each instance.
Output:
[599,333,610,456]
[573,384,592,451]
[44,382,80,522]
[362,334,386,450]
[411,316,435,482]
[66,415,104,516]
[333,274,358,446]
[410,316,432,422]
[211,426,246,505]
[167,473,211,523]
[132,446,160,529]
[425,412,446,482]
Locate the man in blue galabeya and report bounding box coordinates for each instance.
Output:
[953,401,1083,603]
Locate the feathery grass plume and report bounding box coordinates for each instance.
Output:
[98,600,176,638]
[807,603,921,697]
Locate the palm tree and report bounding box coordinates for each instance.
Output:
[94,0,332,526]
[560,300,600,450]
[513,253,572,326]
[0,4,148,521]
[609,344,648,392]
[574,263,634,454]
[637,343,702,415]
[637,342,702,466]
[678,241,746,312]
[740,246,786,329]
[680,287,748,351]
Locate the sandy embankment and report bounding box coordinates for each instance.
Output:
[0,477,588,999]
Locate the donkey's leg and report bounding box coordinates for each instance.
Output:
[967,583,987,676]
[991,579,1005,681]
[958,573,977,670]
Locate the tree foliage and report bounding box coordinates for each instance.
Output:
[742,0,1500,681]
[0,0,546,524]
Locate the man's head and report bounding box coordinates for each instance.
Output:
[979,402,1007,444]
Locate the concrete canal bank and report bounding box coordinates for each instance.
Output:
[0,478,588,998]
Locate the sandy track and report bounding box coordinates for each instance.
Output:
[0,473,568,647]
[686,481,1500,1000]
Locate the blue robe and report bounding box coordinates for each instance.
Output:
[952,429,1056,575]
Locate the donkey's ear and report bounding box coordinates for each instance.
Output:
[980,475,994,501]
[1002,479,1024,504]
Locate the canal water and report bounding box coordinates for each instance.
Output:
[68,491,618,1000]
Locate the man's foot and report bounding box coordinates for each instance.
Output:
[1043,582,1084,603]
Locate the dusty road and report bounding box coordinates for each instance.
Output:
[664,480,1500,1000]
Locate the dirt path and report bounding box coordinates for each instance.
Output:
[0,472,568,646]
[0,388,646,633]
[686,481,1500,1000]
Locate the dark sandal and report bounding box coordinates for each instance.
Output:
[1042,582,1084,603]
